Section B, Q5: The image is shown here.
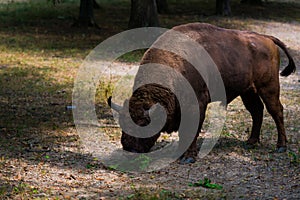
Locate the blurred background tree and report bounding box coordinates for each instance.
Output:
[75,0,100,28]
[45,0,297,30]
[216,0,231,16]
[156,0,169,14]
[128,0,159,28]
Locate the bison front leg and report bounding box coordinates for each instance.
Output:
[179,132,200,164]
[178,102,207,164]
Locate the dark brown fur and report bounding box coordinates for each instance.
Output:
[112,23,296,161]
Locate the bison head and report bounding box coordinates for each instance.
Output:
[108,96,162,153]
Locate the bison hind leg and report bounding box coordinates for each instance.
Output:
[258,86,287,152]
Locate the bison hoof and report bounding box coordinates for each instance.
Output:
[243,142,257,150]
[276,146,287,153]
[179,157,196,164]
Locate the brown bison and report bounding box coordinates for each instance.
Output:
[108,23,296,164]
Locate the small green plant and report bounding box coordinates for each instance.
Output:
[31,188,39,194]
[131,154,151,171]
[222,130,233,137]
[126,193,135,199]
[108,154,152,172]
[12,183,27,194]
[189,178,223,190]
[107,164,119,170]
[0,186,6,195]
[86,163,97,169]
[288,149,300,164]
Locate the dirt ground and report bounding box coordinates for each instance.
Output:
[0,7,300,200]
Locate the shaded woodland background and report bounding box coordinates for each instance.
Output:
[0,0,299,199]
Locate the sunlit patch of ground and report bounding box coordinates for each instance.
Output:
[0,0,299,199]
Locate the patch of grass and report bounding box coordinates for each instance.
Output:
[0,0,299,199]
[0,0,75,25]
[1,0,299,59]
[0,182,40,199]
[0,0,103,57]
[96,80,114,103]
[118,49,146,63]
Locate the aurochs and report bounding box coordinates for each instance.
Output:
[108,23,296,164]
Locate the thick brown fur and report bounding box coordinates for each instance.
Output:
[115,23,296,161]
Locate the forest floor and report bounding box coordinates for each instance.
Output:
[0,0,299,199]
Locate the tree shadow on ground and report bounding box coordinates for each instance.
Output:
[0,1,299,198]
[0,34,298,171]
[0,61,110,170]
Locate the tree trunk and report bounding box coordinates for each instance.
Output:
[241,0,262,5]
[216,0,223,15]
[216,0,231,16]
[93,0,101,9]
[156,0,168,14]
[76,0,99,28]
[128,0,159,29]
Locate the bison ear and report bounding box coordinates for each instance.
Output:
[107,96,123,113]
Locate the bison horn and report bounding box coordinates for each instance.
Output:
[107,96,123,113]
[144,103,160,117]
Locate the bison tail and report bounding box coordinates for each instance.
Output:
[267,35,296,77]
[280,60,296,77]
